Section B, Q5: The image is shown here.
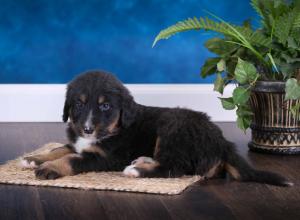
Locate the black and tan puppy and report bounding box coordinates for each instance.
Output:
[23,70,292,186]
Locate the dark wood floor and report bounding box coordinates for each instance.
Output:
[0,122,299,220]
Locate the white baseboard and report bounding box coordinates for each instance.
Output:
[0,84,236,122]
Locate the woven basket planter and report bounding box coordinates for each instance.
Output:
[248,81,300,154]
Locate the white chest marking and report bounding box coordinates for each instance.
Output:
[74,137,96,153]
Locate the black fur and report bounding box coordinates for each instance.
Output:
[61,70,292,187]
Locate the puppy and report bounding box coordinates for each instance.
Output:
[23,70,292,186]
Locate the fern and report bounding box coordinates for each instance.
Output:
[251,0,268,27]
[274,10,297,45]
[251,0,293,30]
[250,0,274,29]
[251,0,300,45]
[251,0,264,17]
[293,11,300,28]
[294,18,300,28]
[153,17,271,48]
[290,29,300,47]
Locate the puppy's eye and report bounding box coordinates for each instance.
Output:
[75,101,84,108]
[99,103,110,111]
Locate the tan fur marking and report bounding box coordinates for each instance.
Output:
[205,161,222,178]
[95,123,101,134]
[225,163,241,180]
[107,112,120,133]
[153,137,161,157]
[79,94,87,103]
[98,96,105,104]
[24,146,73,164]
[39,154,81,176]
[135,161,160,171]
[82,145,107,158]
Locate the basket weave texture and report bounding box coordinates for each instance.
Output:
[0,143,202,195]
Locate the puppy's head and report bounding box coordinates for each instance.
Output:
[63,70,137,140]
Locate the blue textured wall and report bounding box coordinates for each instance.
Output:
[0,0,257,83]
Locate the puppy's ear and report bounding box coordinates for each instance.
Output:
[121,95,137,128]
[62,99,70,123]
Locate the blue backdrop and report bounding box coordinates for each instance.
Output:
[0,0,257,83]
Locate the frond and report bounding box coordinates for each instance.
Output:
[273,10,296,45]
[152,17,271,48]
[251,0,291,30]
[293,11,300,29]
[153,17,227,47]
[250,0,272,29]
[250,0,264,19]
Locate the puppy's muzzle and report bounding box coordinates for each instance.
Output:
[83,126,94,134]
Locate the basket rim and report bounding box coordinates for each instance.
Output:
[252,81,285,93]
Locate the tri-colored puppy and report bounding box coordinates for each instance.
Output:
[23,70,292,186]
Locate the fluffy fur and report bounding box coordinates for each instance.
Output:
[25,70,292,186]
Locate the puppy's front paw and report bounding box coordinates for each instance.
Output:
[123,165,140,178]
[19,156,41,169]
[35,162,62,180]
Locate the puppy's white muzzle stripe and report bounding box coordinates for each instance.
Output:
[85,110,93,128]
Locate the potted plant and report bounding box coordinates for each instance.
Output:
[153,0,300,154]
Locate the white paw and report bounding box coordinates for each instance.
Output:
[19,158,38,169]
[123,164,140,178]
[131,156,155,165]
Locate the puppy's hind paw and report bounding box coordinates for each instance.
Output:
[131,156,155,165]
[123,165,140,178]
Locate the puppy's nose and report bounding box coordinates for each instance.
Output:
[83,126,94,134]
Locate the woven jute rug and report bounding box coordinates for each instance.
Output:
[0,143,202,195]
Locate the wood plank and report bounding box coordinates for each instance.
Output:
[159,182,235,220]
[97,191,172,220]
[37,187,109,220]
[0,185,45,220]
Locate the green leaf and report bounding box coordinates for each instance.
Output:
[226,58,238,77]
[200,58,219,78]
[278,61,300,79]
[287,37,298,49]
[237,105,254,117]
[234,58,258,84]
[237,115,251,132]
[285,78,300,100]
[274,0,283,8]
[290,103,300,120]
[217,59,226,72]
[233,86,251,105]
[204,38,238,56]
[219,97,235,110]
[214,74,225,94]
[234,58,248,84]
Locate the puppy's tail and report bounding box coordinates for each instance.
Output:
[224,145,293,187]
